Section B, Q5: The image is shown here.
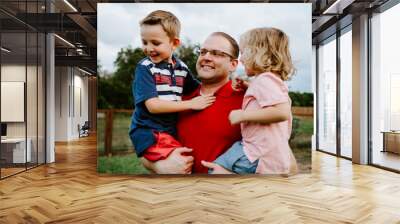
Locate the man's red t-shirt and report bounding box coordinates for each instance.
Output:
[177,81,244,173]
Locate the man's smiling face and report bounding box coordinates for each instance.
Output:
[196,35,237,84]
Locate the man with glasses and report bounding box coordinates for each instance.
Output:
[142,32,243,174]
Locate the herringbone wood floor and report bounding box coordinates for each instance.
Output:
[1,135,400,224]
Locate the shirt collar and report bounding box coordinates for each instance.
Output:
[150,55,185,70]
[194,80,243,98]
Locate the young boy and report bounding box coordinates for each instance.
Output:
[129,10,215,164]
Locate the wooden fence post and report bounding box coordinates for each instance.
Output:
[104,110,113,157]
[292,106,314,117]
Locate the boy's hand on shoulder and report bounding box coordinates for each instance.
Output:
[189,95,216,110]
[229,109,245,125]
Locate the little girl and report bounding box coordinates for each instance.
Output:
[208,27,298,175]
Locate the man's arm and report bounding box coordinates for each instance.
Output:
[141,147,194,174]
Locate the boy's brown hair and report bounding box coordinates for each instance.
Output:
[140,10,181,40]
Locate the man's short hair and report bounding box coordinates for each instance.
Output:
[210,32,239,59]
[140,10,181,40]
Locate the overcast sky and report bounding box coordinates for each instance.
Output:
[98,3,312,92]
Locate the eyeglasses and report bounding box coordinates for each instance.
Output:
[195,48,235,59]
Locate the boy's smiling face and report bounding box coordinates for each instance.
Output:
[140,24,179,64]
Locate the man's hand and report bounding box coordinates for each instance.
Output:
[229,109,245,125]
[143,147,194,174]
[189,95,216,110]
[201,161,234,174]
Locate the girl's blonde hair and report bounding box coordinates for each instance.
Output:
[240,27,294,81]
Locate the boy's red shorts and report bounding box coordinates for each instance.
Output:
[143,132,183,161]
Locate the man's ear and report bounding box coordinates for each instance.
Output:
[172,38,181,50]
[229,59,239,73]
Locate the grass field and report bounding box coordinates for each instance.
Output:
[97,112,313,174]
[290,116,313,172]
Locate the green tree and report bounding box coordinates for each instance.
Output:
[289,92,313,107]
[97,76,112,109]
[112,47,145,109]
[175,41,200,78]
[97,62,111,109]
[97,47,145,109]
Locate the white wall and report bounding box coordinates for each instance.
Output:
[1,65,39,137]
[55,67,89,141]
[1,65,26,139]
[1,63,46,164]
[55,66,69,141]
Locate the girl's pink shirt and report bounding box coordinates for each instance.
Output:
[241,72,298,174]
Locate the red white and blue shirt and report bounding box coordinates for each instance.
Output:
[129,56,199,156]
